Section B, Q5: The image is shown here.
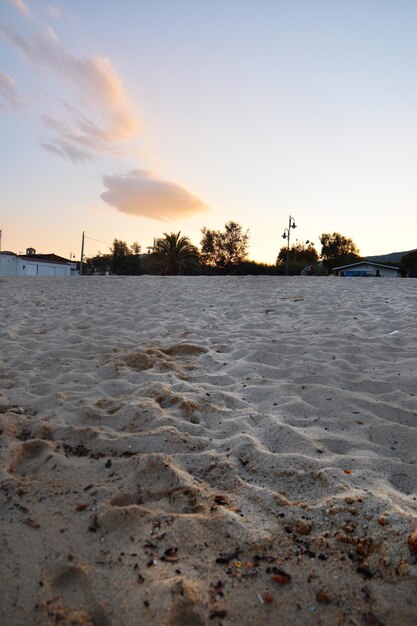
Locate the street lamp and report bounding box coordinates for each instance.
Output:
[282,215,297,275]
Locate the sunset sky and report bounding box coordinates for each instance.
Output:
[1,0,416,263]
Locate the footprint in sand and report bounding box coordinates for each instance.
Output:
[52,563,90,598]
[99,455,206,535]
[8,440,55,477]
[113,455,204,514]
[158,578,206,626]
[123,343,207,376]
[161,343,207,357]
[44,563,111,626]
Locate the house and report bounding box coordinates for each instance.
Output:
[333,261,400,277]
[0,248,78,277]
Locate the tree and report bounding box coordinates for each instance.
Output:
[110,239,142,275]
[111,239,131,275]
[128,241,142,274]
[85,252,111,275]
[276,241,319,274]
[200,221,249,270]
[400,250,417,277]
[130,241,141,255]
[319,232,360,270]
[148,232,201,275]
[227,260,277,275]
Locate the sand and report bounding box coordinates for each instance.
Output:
[0,275,416,626]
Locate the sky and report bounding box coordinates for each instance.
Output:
[0,0,416,263]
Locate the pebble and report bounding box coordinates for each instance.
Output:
[295,520,312,535]
[316,591,332,604]
[408,527,417,555]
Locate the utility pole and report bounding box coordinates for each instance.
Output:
[80,231,85,275]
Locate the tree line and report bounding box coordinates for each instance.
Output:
[84,221,405,276]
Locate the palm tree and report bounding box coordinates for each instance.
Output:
[148,232,201,275]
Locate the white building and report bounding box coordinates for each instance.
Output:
[0,249,77,277]
[333,261,400,277]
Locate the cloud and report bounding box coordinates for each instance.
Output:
[0,21,139,161]
[10,0,30,17]
[0,70,21,110]
[1,5,206,228]
[40,110,125,156]
[46,5,61,20]
[101,170,209,221]
[40,139,92,163]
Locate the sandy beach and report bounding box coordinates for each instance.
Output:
[1,275,416,625]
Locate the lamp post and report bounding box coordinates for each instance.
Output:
[80,231,85,276]
[282,215,297,275]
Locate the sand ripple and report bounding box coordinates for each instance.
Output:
[1,276,416,625]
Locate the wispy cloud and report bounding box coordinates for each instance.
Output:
[101,170,209,221]
[40,139,92,163]
[46,5,61,20]
[1,7,209,218]
[0,70,21,110]
[0,21,139,160]
[10,0,31,17]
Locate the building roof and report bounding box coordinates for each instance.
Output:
[18,253,75,265]
[333,261,399,271]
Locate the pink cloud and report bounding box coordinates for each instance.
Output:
[101,170,209,221]
[46,5,61,20]
[0,70,21,110]
[10,0,30,17]
[0,22,139,160]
